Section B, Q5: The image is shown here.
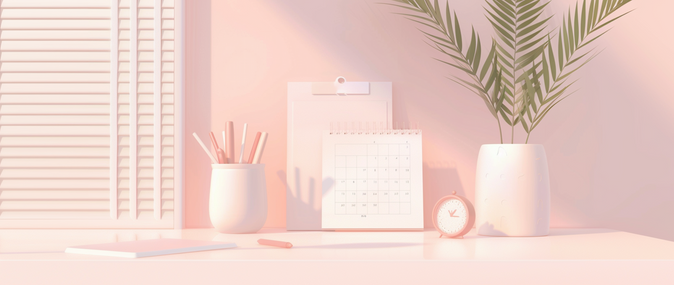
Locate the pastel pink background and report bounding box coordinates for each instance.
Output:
[185,0,674,240]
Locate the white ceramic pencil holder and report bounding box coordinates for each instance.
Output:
[209,164,267,234]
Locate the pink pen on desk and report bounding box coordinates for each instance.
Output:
[257,239,293,248]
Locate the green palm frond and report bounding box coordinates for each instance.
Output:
[387,0,508,142]
[484,0,551,142]
[385,0,633,143]
[520,0,632,142]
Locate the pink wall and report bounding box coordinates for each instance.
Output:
[185,0,674,240]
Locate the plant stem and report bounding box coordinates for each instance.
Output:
[510,57,516,144]
[496,116,503,144]
[511,55,517,144]
[525,132,530,144]
[510,2,519,144]
[511,114,515,143]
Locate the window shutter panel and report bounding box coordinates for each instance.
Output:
[0,0,182,228]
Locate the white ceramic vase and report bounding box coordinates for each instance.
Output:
[475,144,550,236]
[209,164,267,234]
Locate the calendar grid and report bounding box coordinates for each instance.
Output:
[334,143,412,216]
[322,129,423,229]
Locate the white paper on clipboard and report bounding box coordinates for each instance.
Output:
[286,81,392,230]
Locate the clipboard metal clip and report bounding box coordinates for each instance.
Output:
[335,76,347,96]
[311,76,370,95]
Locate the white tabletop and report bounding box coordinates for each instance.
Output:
[1,228,673,284]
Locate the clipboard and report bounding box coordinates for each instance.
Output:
[286,78,392,230]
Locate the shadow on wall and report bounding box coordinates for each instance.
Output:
[277,163,463,230]
[276,169,317,228]
[276,170,334,228]
[423,162,464,228]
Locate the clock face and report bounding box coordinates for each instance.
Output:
[437,198,468,235]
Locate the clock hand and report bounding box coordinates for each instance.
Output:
[449,209,457,217]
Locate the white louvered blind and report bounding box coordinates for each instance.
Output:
[0,0,183,228]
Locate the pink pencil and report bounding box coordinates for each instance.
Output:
[209,132,227,164]
[247,132,262,164]
[251,132,268,164]
[258,239,293,248]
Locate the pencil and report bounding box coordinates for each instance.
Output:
[257,239,292,248]
[238,123,248,164]
[247,132,261,164]
[208,132,224,164]
[192,132,217,164]
[252,132,268,164]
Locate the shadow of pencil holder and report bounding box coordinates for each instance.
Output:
[209,164,267,234]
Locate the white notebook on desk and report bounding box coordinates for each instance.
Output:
[286,81,392,230]
[65,239,237,258]
[322,128,423,229]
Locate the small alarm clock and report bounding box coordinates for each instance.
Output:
[432,191,476,238]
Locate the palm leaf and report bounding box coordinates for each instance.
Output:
[521,0,632,139]
[386,0,632,143]
[485,0,551,135]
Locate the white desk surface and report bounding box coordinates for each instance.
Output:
[1,228,673,284]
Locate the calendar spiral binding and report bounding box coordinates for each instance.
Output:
[328,122,421,135]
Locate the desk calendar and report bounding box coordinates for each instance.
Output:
[322,128,423,229]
